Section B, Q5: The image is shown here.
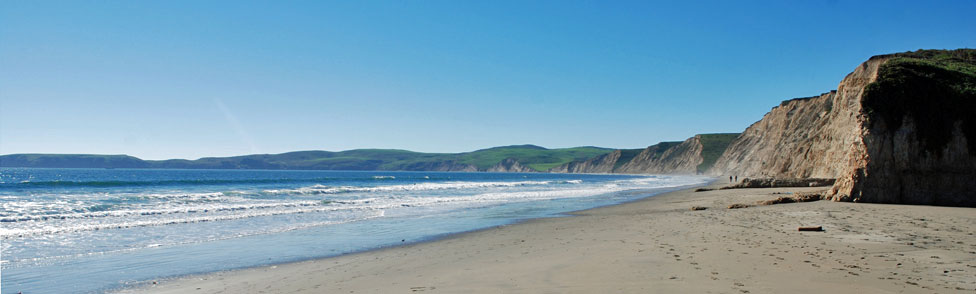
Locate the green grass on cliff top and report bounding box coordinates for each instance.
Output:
[456,145,612,171]
[884,49,976,76]
[863,49,976,155]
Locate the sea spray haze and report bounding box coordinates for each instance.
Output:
[0,168,708,294]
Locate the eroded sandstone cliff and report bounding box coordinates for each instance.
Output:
[548,150,625,173]
[711,49,976,206]
[548,133,737,175]
[830,51,976,206]
[615,138,703,174]
[486,158,537,173]
[402,160,478,172]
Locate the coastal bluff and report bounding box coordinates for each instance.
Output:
[486,158,538,173]
[710,49,976,206]
[547,133,737,175]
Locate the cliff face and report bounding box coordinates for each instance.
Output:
[486,158,537,173]
[712,49,976,206]
[549,133,737,175]
[829,51,976,206]
[548,150,622,173]
[401,161,478,172]
[709,57,883,179]
[616,137,703,174]
[830,116,975,206]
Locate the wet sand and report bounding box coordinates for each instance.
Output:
[124,181,976,293]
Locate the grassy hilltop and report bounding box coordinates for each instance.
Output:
[0,145,613,172]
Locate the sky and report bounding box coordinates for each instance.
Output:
[1,1,974,160]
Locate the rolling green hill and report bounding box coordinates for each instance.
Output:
[0,154,150,168]
[0,145,613,172]
[456,145,612,171]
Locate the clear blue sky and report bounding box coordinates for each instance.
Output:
[1,1,973,160]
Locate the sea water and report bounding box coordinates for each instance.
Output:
[0,168,709,293]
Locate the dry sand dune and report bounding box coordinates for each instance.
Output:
[126,182,976,293]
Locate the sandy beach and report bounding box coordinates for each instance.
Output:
[124,181,976,293]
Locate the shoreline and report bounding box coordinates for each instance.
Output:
[110,182,703,292]
[122,181,976,293]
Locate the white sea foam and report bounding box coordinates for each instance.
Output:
[0,201,384,238]
[263,180,581,195]
[2,210,387,265]
[0,176,708,239]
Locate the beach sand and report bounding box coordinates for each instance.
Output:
[123,182,976,293]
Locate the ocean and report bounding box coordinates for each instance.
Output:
[0,168,709,293]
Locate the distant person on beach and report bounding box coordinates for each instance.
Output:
[729,176,733,183]
[734,176,737,182]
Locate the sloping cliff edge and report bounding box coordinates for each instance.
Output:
[710,49,975,206]
[547,133,737,175]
